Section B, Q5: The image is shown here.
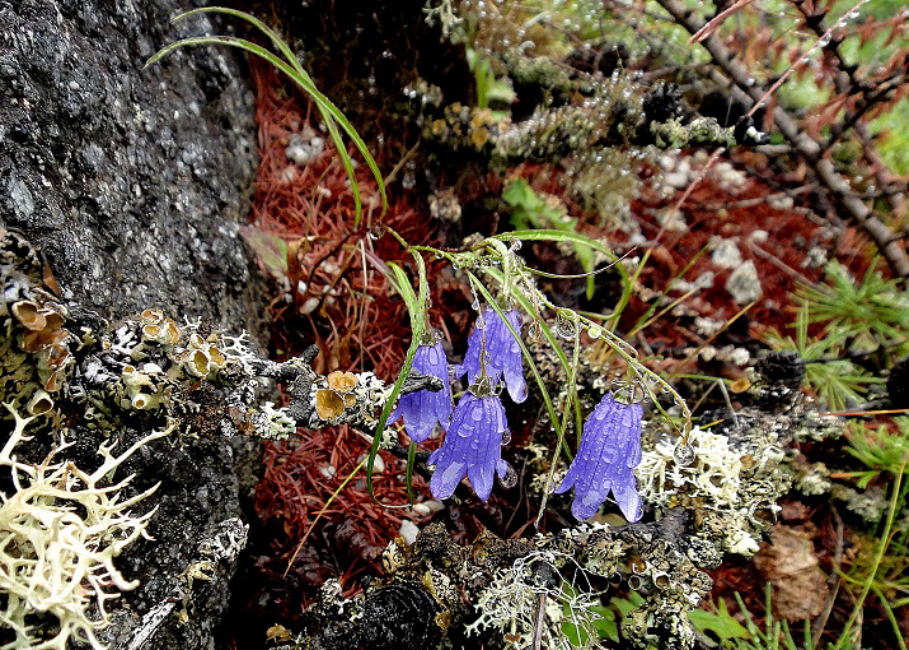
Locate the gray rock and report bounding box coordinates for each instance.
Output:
[0,0,258,333]
[1,1,262,648]
[726,260,762,305]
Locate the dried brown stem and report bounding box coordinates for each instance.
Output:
[653,0,909,280]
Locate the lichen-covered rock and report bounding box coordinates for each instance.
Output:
[1,1,261,648]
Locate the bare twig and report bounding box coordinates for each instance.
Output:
[653,0,909,280]
[790,0,907,215]
[690,0,756,44]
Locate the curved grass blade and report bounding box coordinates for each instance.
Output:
[405,441,417,504]
[148,9,386,226]
[364,252,429,505]
[284,456,366,576]
[365,337,420,505]
[494,230,632,328]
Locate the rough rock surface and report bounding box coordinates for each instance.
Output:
[1,1,260,648]
[0,0,257,330]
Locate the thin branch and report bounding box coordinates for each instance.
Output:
[652,0,909,280]
[790,0,907,214]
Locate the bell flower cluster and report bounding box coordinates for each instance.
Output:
[392,308,525,501]
[392,307,645,520]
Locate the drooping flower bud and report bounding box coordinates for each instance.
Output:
[389,342,453,443]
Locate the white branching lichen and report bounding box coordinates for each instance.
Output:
[466,552,605,649]
[636,426,785,555]
[0,404,170,649]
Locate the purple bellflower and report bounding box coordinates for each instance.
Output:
[428,391,511,502]
[389,342,453,443]
[555,393,644,522]
[458,307,527,403]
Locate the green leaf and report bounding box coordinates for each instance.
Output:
[610,591,644,618]
[562,621,591,647]
[238,226,287,278]
[589,605,619,642]
[687,600,750,643]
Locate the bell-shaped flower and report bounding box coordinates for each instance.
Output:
[428,390,511,502]
[555,393,644,522]
[458,307,527,403]
[389,342,453,443]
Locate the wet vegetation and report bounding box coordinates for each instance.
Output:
[2,0,908,649]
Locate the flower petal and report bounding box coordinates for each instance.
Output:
[393,343,453,443]
[430,459,467,500]
[558,393,645,522]
[429,391,509,502]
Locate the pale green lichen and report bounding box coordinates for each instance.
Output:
[465,552,605,649]
[831,483,887,522]
[795,461,833,495]
[0,405,170,649]
[650,117,735,149]
[636,425,787,556]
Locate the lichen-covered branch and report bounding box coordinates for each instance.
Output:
[272,361,841,650]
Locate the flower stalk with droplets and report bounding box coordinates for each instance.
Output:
[428,382,512,502]
[458,307,527,403]
[388,340,453,442]
[555,392,644,522]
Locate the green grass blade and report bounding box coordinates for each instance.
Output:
[365,338,420,504]
[494,229,632,328]
[833,461,906,650]
[172,8,387,220]
[172,6,303,72]
[148,13,387,226]
[321,112,363,225]
[405,441,417,504]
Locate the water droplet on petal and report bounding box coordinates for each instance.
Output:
[499,464,518,488]
[500,430,511,446]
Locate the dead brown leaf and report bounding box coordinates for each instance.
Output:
[754,524,829,621]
